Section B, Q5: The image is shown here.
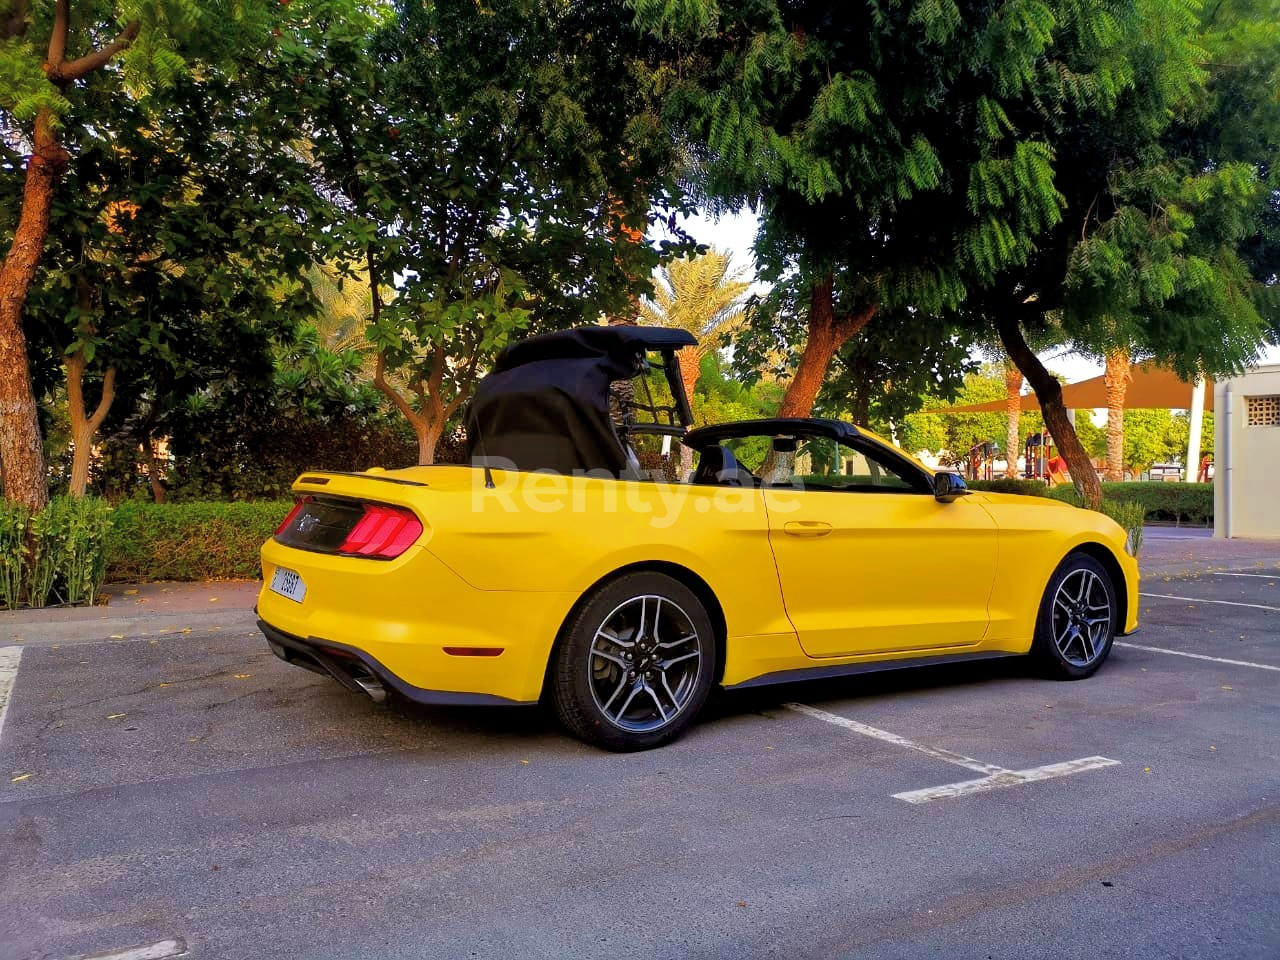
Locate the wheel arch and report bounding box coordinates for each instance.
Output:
[541,560,729,701]
[1070,541,1129,618]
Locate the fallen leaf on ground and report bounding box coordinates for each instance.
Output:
[110,635,125,640]
[233,674,251,679]
[1210,745,1217,751]
[1221,685,1233,691]
[107,713,125,720]
[180,628,192,634]
[10,774,31,782]
[209,598,219,602]
[520,759,530,765]
[1144,767,1152,774]
[124,589,139,596]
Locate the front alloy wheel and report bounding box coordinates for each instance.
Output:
[1033,552,1118,679]
[552,572,716,750]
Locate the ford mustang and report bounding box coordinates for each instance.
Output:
[258,326,1139,751]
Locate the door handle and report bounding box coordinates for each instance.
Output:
[783,520,833,538]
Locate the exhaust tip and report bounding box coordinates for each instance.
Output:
[352,672,388,703]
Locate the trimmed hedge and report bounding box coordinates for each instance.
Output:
[1045,482,1212,525]
[107,500,293,582]
[967,478,1050,496]
[968,478,1211,525]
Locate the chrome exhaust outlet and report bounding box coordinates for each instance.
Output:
[352,672,388,703]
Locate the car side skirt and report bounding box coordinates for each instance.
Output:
[723,650,1019,691]
[258,619,536,708]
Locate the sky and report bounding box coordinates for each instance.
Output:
[669,207,1280,391]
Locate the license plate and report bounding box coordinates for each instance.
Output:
[270,566,307,603]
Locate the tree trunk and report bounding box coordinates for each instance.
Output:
[1103,349,1130,482]
[1004,363,1023,479]
[776,275,876,418]
[0,108,66,512]
[147,439,168,503]
[996,313,1102,510]
[65,347,116,497]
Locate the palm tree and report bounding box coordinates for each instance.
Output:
[640,249,751,404]
[640,250,751,476]
[1003,359,1024,478]
[1103,348,1131,481]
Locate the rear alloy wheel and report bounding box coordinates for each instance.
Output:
[1032,552,1118,679]
[552,572,716,751]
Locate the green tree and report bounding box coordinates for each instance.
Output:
[0,0,271,510]
[633,0,1129,429]
[289,0,695,463]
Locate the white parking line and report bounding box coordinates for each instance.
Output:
[1116,641,1280,672]
[784,702,1119,803]
[75,939,187,960]
[893,757,1121,804]
[1139,592,1280,613]
[0,646,21,745]
[782,703,1004,774]
[1202,572,1280,579]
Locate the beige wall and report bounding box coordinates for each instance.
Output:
[1215,364,1280,538]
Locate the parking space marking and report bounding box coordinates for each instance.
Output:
[784,702,1119,803]
[75,938,187,960]
[1116,641,1280,672]
[783,703,1005,775]
[0,645,21,745]
[1139,592,1280,613]
[1203,572,1280,579]
[892,756,1121,804]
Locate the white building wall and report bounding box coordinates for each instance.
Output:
[1215,364,1280,539]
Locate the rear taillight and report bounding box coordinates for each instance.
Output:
[337,504,423,558]
[275,497,312,535]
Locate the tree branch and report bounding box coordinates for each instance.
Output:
[87,365,116,433]
[374,351,422,428]
[51,21,141,83]
[46,0,68,67]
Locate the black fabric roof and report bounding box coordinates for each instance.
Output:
[493,326,696,373]
[466,326,697,476]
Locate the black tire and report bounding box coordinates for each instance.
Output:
[1031,552,1119,679]
[551,571,717,751]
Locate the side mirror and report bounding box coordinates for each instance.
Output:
[933,472,969,502]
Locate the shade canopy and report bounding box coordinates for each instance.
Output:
[930,361,1213,414]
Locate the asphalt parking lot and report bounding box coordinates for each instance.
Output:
[2,563,1278,960]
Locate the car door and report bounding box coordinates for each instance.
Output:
[762,437,999,658]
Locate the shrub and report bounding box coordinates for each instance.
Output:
[107,500,293,582]
[0,501,30,609]
[966,478,1050,496]
[0,496,112,609]
[1045,481,1212,525]
[1099,500,1146,556]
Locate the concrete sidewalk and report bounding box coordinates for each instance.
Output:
[0,580,261,646]
[2,528,1277,644]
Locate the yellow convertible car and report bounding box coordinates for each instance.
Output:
[258,326,1138,751]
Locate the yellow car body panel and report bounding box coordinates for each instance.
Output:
[257,463,1139,706]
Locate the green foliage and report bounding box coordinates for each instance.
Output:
[168,414,425,503]
[107,501,291,582]
[27,496,113,605]
[967,478,1050,496]
[901,367,1045,459]
[0,500,30,609]
[1046,481,1212,525]
[0,496,112,608]
[1122,408,1189,474]
[1101,500,1147,555]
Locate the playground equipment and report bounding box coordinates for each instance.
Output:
[965,441,998,481]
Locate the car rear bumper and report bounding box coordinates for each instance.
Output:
[258,618,536,707]
[259,538,576,703]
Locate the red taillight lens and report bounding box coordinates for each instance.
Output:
[337,504,422,558]
[274,496,312,535]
